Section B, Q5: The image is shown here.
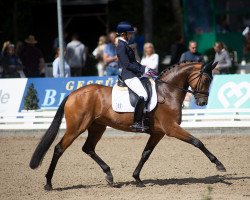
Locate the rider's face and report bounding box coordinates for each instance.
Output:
[127,32,132,41]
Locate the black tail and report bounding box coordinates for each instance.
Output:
[29,96,69,169]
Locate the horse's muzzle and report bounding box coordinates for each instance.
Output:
[196,97,208,106]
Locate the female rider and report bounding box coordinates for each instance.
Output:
[116,21,156,132]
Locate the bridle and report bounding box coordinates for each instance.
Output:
[188,70,212,98]
[156,70,212,99]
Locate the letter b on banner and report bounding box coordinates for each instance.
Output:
[42,89,57,106]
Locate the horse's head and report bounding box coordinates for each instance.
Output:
[188,61,217,106]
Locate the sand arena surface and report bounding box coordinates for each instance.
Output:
[0,131,249,200]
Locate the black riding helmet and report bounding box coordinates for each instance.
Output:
[116,21,135,35]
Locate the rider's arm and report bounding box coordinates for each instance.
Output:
[117,44,145,74]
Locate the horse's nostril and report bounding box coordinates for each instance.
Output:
[197,101,207,106]
[201,101,207,106]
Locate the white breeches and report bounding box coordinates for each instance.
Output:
[124,77,148,101]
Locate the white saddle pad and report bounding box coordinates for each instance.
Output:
[112,79,157,112]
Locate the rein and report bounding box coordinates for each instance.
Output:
[156,71,212,97]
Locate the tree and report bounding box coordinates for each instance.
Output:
[24,83,39,110]
[143,0,153,42]
[170,0,184,35]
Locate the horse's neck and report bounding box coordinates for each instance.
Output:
[157,64,193,106]
[160,64,192,88]
[162,65,188,83]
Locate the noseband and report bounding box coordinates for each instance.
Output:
[156,70,212,98]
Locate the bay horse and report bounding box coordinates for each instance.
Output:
[29,61,226,190]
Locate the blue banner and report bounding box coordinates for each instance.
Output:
[20,76,117,110]
[207,74,250,109]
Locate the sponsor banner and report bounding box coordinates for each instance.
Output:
[0,78,28,113]
[207,74,250,109]
[20,76,117,111]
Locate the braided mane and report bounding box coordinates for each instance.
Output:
[158,61,201,78]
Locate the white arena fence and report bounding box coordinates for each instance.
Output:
[0,109,250,130]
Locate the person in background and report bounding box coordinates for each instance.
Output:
[128,27,141,62]
[213,42,232,74]
[20,35,46,77]
[92,35,107,76]
[179,41,203,109]
[66,33,87,77]
[15,41,24,58]
[15,41,26,78]
[53,31,68,52]
[52,48,71,77]
[103,31,119,76]
[0,41,11,78]
[133,27,145,58]
[217,16,230,34]
[170,35,187,65]
[140,42,159,73]
[179,41,203,63]
[1,42,23,78]
[242,26,250,64]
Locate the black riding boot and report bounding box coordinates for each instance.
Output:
[131,96,149,132]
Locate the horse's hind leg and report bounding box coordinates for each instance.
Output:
[167,124,226,172]
[82,123,114,186]
[44,129,80,190]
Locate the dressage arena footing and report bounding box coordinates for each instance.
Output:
[1,128,249,200]
[0,127,249,137]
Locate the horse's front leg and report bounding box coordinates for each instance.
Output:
[168,124,226,172]
[133,133,164,187]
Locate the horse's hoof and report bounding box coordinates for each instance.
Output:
[136,181,146,188]
[44,184,53,191]
[216,164,226,172]
[105,174,114,186]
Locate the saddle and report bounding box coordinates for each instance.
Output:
[117,75,152,108]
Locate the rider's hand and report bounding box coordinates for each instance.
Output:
[145,68,157,77]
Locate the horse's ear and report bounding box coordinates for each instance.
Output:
[202,61,213,72]
[202,61,218,73]
[211,61,218,70]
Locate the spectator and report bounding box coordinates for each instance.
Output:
[0,41,10,78]
[15,41,24,58]
[242,26,250,61]
[103,31,119,76]
[179,41,203,62]
[134,27,145,58]
[52,48,71,77]
[92,35,107,76]
[179,41,203,109]
[170,35,187,65]
[140,42,159,73]
[1,41,10,55]
[217,16,230,34]
[66,33,87,77]
[1,42,24,78]
[53,31,68,52]
[213,42,232,74]
[20,35,46,77]
[128,27,141,62]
